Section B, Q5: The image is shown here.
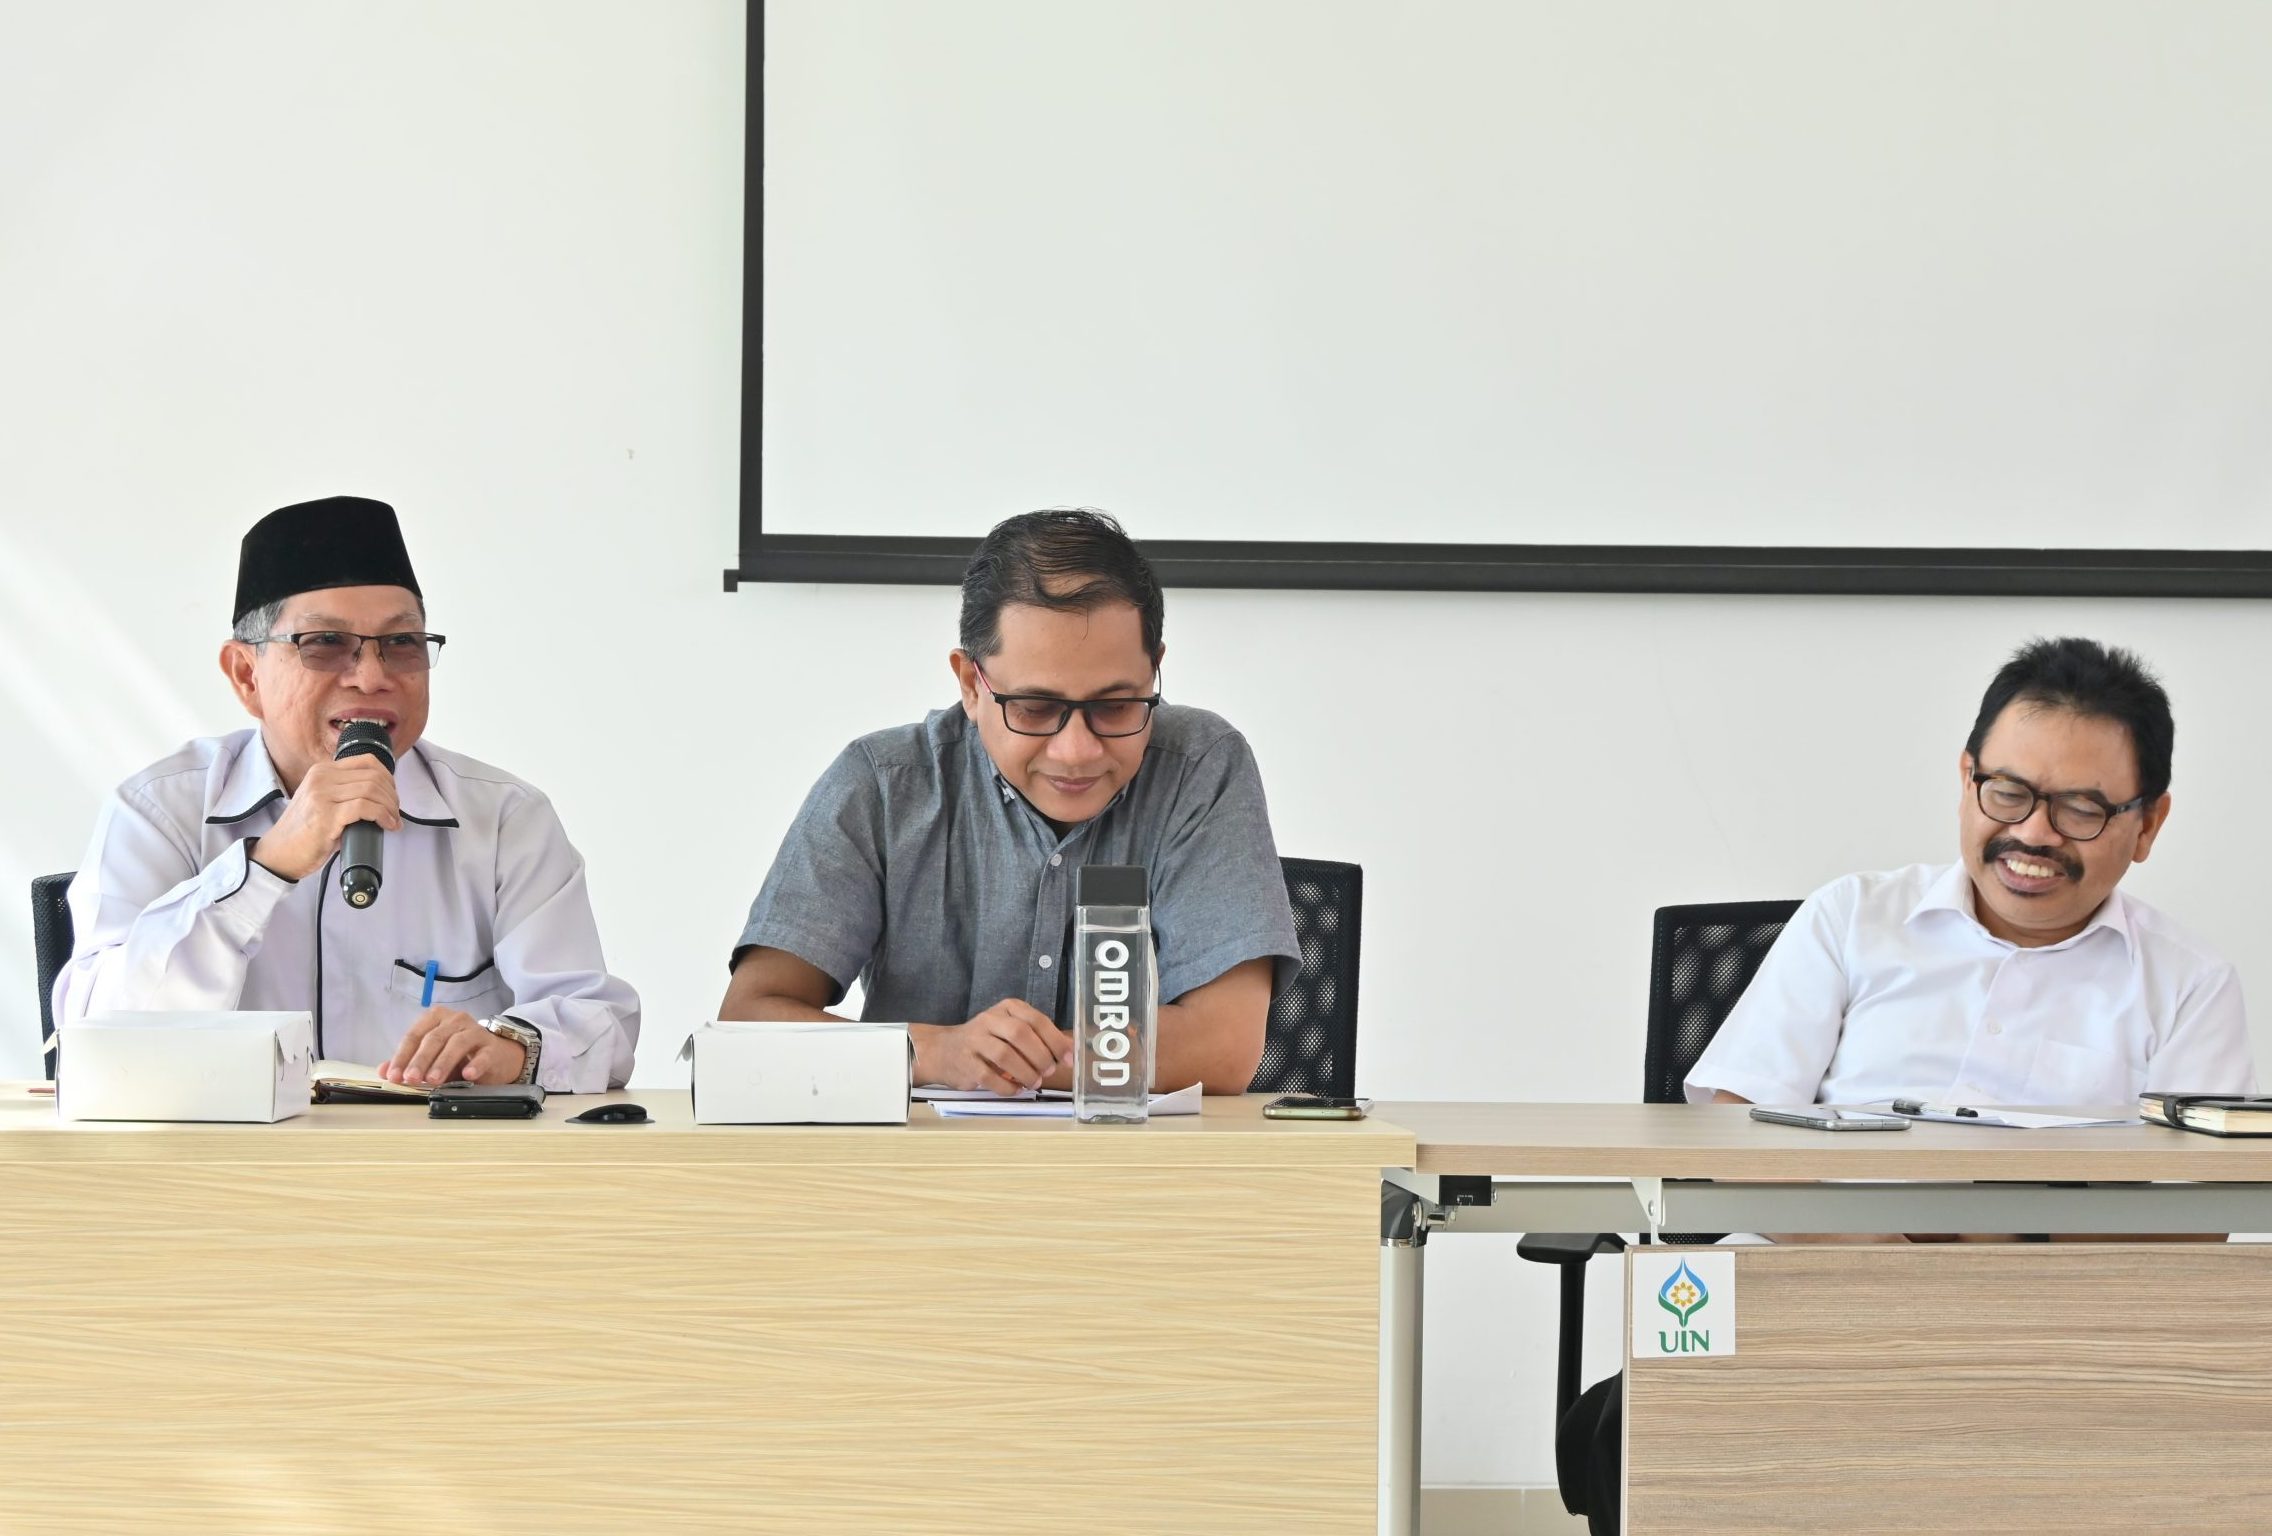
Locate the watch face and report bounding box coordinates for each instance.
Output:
[483,1018,540,1083]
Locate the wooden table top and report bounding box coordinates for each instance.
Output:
[0,1085,1412,1171]
[33,1087,2256,1182]
[1375,1100,2272,1182]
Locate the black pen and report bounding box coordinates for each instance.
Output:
[1891,1097,1979,1119]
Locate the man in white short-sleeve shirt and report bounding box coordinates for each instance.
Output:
[1689,636,2254,1109]
[1558,637,2255,1536]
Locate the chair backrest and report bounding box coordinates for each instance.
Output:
[1251,857,1362,1098]
[32,872,74,1083]
[1643,898,1802,1105]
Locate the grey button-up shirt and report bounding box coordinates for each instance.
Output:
[737,704,1300,1025]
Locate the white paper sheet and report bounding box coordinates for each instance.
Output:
[929,1083,1204,1118]
[1874,1102,2137,1129]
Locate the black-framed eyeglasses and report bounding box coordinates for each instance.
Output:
[1971,771,2145,842]
[973,663,1161,738]
[252,630,447,676]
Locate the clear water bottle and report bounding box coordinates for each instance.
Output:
[1073,864,1157,1124]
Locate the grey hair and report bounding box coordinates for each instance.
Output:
[231,599,285,645]
[230,595,427,646]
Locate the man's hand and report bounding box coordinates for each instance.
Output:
[381,1007,528,1086]
[913,1000,1073,1095]
[251,755,401,880]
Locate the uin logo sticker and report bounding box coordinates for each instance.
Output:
[1656,1259,1711,1354]
[1631,1250,1735,1358]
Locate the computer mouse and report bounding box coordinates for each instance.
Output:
[570,1102,649,1124]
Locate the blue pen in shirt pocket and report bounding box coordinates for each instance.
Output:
[420,959,439,1009]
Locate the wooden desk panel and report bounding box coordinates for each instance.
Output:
[1377,1100,2272,1181]
[1626,1244,2272,1534]
[0,1092,1409,1535]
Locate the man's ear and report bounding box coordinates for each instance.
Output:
[219,641,265,720]
[2132,792,2173,864]
[948,649,982,718]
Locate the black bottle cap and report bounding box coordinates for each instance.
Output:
[1077,863,1149,908]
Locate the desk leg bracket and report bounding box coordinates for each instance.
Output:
[1633,1176,1664,1244]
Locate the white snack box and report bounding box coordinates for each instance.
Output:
[679,1020,911,1125]
[58,1011,315,1123]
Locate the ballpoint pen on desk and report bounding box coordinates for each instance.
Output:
[1891,1098,1979,1119]
[1886,1100,2136,1130]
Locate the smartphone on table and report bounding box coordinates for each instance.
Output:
[1748,1105,1908,1132]
[427,1083,547,1120]
[1263,1095,1372,1120]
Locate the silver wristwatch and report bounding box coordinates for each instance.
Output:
[480,1016,542,1084]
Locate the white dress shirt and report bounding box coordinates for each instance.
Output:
[53,729,639,1091]
[1687,862,2255,1108]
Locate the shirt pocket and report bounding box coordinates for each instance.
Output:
[2023,1037,2131,1105]
[389,957,511,1014]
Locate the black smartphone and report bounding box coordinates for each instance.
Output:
[427,1083,546,1120]
[1262,1094,1372,1120]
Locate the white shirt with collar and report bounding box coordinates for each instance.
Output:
[53,728,639,1092]
[1686,861,2255,1108]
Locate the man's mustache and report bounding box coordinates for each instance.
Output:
[1984,836,2083,881]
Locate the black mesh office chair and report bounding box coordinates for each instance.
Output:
[1516,897,1800,1520]
[1249,857,1361,1098]
[31,872,75,1083]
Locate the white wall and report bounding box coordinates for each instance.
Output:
[7,1,2271,1491]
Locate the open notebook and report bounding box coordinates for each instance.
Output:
[310,1061,430,1104]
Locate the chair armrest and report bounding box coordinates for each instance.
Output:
[1516,1231,1628,1266]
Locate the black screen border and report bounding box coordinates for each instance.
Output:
[728,5,2272,600]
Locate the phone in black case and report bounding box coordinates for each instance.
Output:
[426,1083,546,1119]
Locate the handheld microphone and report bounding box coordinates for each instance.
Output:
[335,720,396,909]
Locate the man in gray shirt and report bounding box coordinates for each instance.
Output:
[721,509,1300,1095]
